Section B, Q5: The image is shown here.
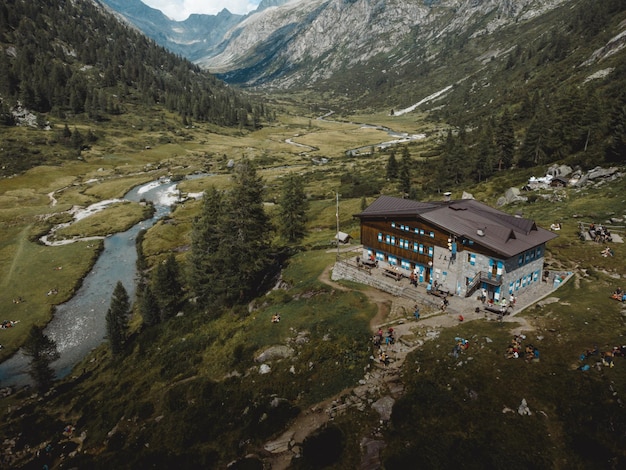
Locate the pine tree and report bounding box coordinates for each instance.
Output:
[106,281,130,355]
[220,158,273,305]
[399,146,412,196]
[189,187,226,309]
[152,254,182,321]
[23,325,59,394]
[386,151,398,179]
[605,93,626,164]
[496,109,515,170]
[189,158,273,308]
[278,174,308,242]
[139,285,160,327]
[518,116,548,168]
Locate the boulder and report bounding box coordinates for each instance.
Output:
[255,345,295,363]
[371,396,395,421]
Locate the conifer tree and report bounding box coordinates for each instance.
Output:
[496,109,515,170]
[106,281,130,355]
[386,151,398,179]
[189,159,273,308]
[23,325,59,394]
[605,93,626,164]
[399,146,412,196]
[189,187,226,308]
[278,174,308,242]
[219,158,272,305]
[139,285,160,327]
[152,254,182,321]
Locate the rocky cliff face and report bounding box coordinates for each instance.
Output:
[99,0,243,61]
[200,0,568,87]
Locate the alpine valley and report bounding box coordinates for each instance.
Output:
[1,0,626,469]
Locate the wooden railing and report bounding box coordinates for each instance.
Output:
[465,271,502,297]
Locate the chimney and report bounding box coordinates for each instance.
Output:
[443,191,452,203]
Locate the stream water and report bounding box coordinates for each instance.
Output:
[0,178,185,388]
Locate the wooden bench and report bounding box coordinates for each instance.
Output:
[383,269,403,281]
[428,288,451,297]
[485,305,511,315]
[362,259,378,268]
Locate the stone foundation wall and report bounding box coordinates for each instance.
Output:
[331,261,405,297]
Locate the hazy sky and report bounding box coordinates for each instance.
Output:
[141,1,261,21]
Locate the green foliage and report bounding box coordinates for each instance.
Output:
[152,254,183,321]
[22,325,60,393]
[386,150,398,179]
[105,281,130,355]
[278,173,309,242]
[189,158,275,309]
[0,0,266,176]
[139,285,160,327]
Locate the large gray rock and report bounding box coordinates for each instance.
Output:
[371,395,395,421]
[255,345,295,362]
[587,166,618,180]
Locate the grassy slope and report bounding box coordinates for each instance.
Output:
[1,103,625,467]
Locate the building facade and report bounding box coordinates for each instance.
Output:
[355,195,557,301]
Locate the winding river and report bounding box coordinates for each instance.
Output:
[0,178,188,388]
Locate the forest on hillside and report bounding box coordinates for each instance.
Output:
[0,0,266,128]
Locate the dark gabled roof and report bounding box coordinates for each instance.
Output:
[355,195,442,216]
[355,195,557,258]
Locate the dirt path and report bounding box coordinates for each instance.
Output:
[262,264,536,469]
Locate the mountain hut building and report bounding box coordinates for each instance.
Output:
[355,195,558,302]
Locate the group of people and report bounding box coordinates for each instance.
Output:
[505,334,539,361]
[578,344,625,370]
[451,337,469,358]
[372,327,395,366]
[1,320,19,329]
[271,313,281,323]
[589,223,613,243]
[373,327,395,348]
[611,287,626,302]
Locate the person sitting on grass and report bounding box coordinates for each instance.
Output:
[602,246,614,257]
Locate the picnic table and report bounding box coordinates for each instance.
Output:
[362,258,378,268]
[427,285,451,297]
[484,303,510,315]
[383,268,403,281]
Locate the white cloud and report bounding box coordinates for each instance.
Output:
[141,1,260,21]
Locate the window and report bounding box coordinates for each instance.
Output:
[403,239,409,249]
[469,253,476,266]
[428,246,434,257]
[391,236,395,245]
[429,231,435,238]
[413,242,418,252]
[378,232,383,242]
[536,246,542,257]
[391,222,396,228]
[518,255,523,266]
[419,244,424,254]
[420,229,425,236]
